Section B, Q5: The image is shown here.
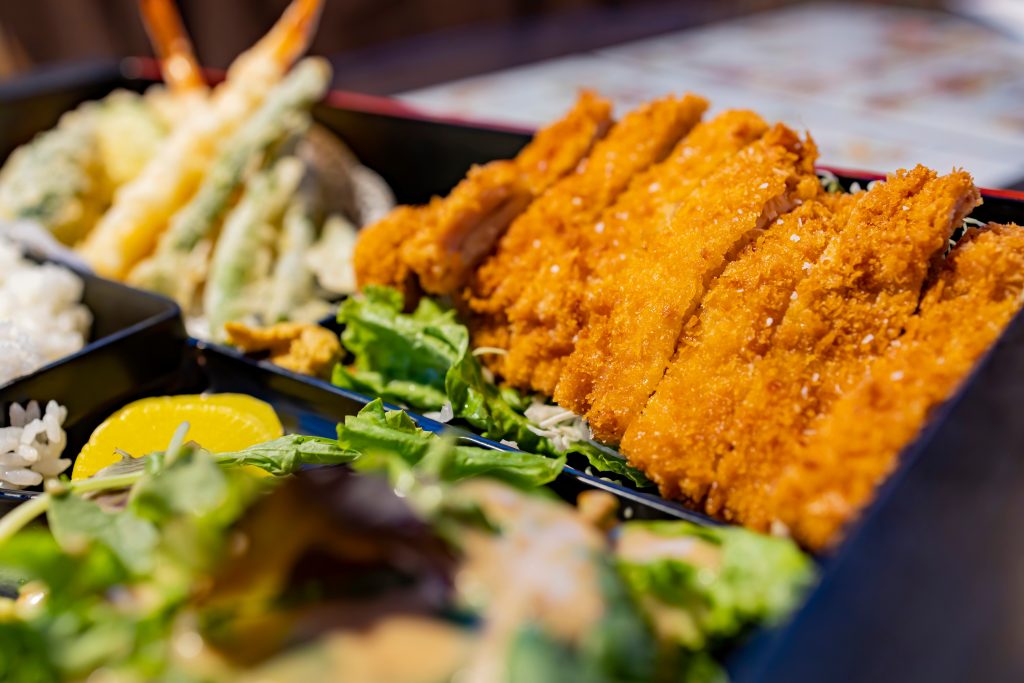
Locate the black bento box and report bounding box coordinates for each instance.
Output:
[0,259,184,419]
[3,57,1024,682]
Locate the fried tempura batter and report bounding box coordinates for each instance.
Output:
[556,124,820,443]
[225,320,342,377]
[770,225,1024,549]
[468,94,709,358]
[620,198,844,504]
[710,167,981,529]
[353,92,613,296]
[500,110,767,394]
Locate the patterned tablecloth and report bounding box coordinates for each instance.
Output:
[399,2,1024,188]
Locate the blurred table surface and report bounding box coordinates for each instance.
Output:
[2,0,1023,187]
[392,2,1024,188]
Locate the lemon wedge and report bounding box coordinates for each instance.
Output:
[71,394,283,480]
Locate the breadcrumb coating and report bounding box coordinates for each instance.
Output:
[772,224,1024,549]
[352,204,427,300]
[354,92,613,297]
[621,198,841,504]
[500,109,763,395]
[710,167,980,529]
[557,124,820,443]
[468,94,707,383]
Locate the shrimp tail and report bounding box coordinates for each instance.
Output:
[255,0,326,70]
[137,0,207,94]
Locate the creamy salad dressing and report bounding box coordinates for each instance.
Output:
[616,526,723,570]
[616,525,725,647]
[454,480,608,683]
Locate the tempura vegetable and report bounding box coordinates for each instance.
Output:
[0,107,107,245]
[77,0,325,279]
[0,0,395,339]
[128,57,331,304]
[266,184,319,323]
[204,155,305,338]
[305,213,361,294]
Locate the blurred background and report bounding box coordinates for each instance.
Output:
[1,0,1023,185]
[0,0,993,91]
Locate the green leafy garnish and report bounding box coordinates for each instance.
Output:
[333,286,462,409]
[616,520,815,649]
[333,286,651,485]
[340,399,565,488]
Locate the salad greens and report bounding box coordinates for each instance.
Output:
[339,398,566,488]
[616,521,814,650]
[0,405,813,682]
[334,286,652,486]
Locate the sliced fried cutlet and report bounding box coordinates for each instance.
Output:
[467,94,709,380]
[500,109,767,395]
[401,161,533,294]
[771,224,1024,549]
[515,89,616,194]
[585,110,771,288]
[354,92,613,296]
[555,124,821,443]
[352,204,428,298]
[710,167,981,529]
[620,198,842,504]
[403,93,613,295]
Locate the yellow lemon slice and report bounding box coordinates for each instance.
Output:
[72,394,283,480]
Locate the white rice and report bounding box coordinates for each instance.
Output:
[0,400,70,489]
[0,238,91,386]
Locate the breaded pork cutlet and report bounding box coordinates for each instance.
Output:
[771,224,1024,549]
[499,110,768,395]
[353,91,613,296]
[556,124,821,443]
[351,204,423,300]
[709,167,981,529]
[401,161,533,294]
[466,94,708,375]
[620,197,845,505]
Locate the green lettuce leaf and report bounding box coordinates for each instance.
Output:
[568,441,653,487]
[130,447,261,527]
[334,286,650,484]
[0,621,60,683]
[339,399,564,488]
[334,286,464,409]
[48,493,158,576]
[215,434,357,475]
[616,520,814,649]
[95,434,356,480]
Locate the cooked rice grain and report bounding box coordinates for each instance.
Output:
[0,400,70,489]
[0,238,91,386]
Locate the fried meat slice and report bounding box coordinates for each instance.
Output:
[467,94,708,384]
[514,90,616,195]
[499,110,768,395]
[354,92,613,295]
[555,124,820,443]
[771,224,1024,549]
[401,161,533,294]
[620,198,842,504]
[352,204,425,299]
[709,167,981,529]
[224,320,342,378]
[468,94,708,323]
